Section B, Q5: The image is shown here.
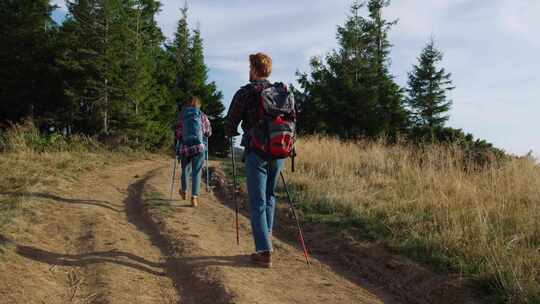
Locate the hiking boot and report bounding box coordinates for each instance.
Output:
[250,251,272,268]
[179,190,187,200]
[191,196,198,207]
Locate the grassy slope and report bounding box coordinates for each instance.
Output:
[7,122,536,302]
[0,124,148,252]
[284,136,539,303]
[222,137,539,303]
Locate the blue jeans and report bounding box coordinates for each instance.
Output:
[245,152,284,252]
[181,151,205,196]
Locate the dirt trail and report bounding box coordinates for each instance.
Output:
[1,158,400,303]
[145,159,398,304]
[1,161,179,303]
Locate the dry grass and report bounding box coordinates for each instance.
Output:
[285,136,540,303]
[0,123,147,236]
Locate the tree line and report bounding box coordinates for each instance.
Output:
[0,0,228,154]
[1,0,504,159]
[294,0,504,161]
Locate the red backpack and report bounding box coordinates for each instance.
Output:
[248,82,296,159]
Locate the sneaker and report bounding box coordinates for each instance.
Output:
[179,190,187,200]
[191,196,198,207]
[250,251,272,268]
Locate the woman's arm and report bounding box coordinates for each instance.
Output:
[202,113,212,138]
[175,114,183,141]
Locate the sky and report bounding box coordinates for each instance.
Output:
[52,0,540,158]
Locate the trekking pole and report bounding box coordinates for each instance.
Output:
[230,137,240,246]
[280,172,310,265]
[169,139,180,199]
[205,141,209,192]
[169,156,178,200]
[291,146,296,173]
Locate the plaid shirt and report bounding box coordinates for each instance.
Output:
[225,79,271,146]
[176,110,212,158]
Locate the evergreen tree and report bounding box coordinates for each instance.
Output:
[167,4,228,155]
[188,26,207,91]
[296,0,407,139]
[131,0,179,148]
[58,0,167,139]
[189,26,227,155]
[137,45,177,149]
[406,38,454,132]
[118,0,166,142]
[365,0,408,137]
[58,0,116,134]
[0,0,62,125]
[170,2,191,103]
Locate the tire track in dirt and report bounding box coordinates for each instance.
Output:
[3,161,180,304]
[7,197,109,304]
[67,162,180,304]
[124,168,235,304]
[2,158,480,304]
[68,217,107,304]
[143,158,394,304]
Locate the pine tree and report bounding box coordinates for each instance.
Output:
[189,27,225,119]
[188,26,207,91]
[406,38,454,133]
[58,0,115,134]
[296,0,407,139]
[188,27,228,155]
[118,0,166,142]
[171,2,191,103]
[167,5,228,155]
[0,0,61,124]
[59,0,166,137]
[296,2,371,137]
[139,47,178,149]
[365,0,408,137]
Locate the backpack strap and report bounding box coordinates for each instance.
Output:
[244,83,266,127]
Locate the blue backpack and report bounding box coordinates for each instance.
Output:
[182,107,203,147]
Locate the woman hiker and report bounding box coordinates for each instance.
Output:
[176,95,212,207]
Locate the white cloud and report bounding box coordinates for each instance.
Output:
[497,0,540,47]
[380,0,540,156]
[155,0,351,107]
[51,0,67,10]
[206,58,246,74]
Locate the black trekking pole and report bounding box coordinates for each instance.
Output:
[291,146,297,173]
[230,137,240,246]
[280,172,310,265]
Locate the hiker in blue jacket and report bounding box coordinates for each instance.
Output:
[176,96,212,207]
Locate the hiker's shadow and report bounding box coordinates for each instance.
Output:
[180,255,261,269]
[16,245,166,276]
[0,192,121,212]
[152,198,193,208]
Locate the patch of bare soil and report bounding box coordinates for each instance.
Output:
[145,159,396,304]
[0,160,179,304]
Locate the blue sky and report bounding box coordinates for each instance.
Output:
[52,0,539,158]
